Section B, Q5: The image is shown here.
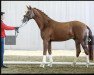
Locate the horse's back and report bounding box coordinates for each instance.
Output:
[51,21,87,41]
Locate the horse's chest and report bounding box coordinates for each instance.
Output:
[41,28,53,40]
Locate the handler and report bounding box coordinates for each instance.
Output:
[1,12,19,68]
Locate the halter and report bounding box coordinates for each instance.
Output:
[31,10,35,19]
[15,10,35,37]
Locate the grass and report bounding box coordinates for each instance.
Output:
[1,56,94,74]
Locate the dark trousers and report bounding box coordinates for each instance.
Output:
[0,38,4,67]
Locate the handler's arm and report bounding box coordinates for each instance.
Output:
[2,22,15,30]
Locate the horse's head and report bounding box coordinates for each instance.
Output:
[22,6,35,23]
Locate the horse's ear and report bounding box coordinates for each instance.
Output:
[26,5,30,10]
[29,5,32,10]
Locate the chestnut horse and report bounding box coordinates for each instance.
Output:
[22,6,93,68]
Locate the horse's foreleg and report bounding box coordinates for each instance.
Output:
[40,55,46,68]
[40,40,48,68]
[47,41,53,67]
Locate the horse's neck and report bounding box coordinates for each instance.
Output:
[33,9,57,30]
[34,17,44,30]
[34,16,57,31]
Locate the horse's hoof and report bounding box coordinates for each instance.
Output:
[86,65,88,68]
[72,64,75,67]
[40,64,45,68]
[47,63,52,67]
[72,62,76,67]
[86,62,89,68]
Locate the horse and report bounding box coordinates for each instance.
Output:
[22,6,93,68]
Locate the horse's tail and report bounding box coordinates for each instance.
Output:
[86,26,93,60]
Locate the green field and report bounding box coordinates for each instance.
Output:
[1,56,94,74]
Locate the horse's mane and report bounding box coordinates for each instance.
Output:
[33,8,52,27]
[33,8,50,19]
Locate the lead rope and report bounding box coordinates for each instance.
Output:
[19,22,27,28]
[15,22,27,37]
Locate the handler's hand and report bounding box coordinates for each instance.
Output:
[15,27,19,30]
[15,27,19,33]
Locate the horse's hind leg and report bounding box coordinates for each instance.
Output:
[75,41,81,57]
[47,41,53,67]
[81,41,89,55]
[73,40,81,66]
[81,41,89,67]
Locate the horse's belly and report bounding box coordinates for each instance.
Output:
[51,37,71,41]
[51,30,74,41]
[51,33,73,41]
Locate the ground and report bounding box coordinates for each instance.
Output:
[1,50,94,74]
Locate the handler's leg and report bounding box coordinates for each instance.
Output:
[0,38,4,67]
